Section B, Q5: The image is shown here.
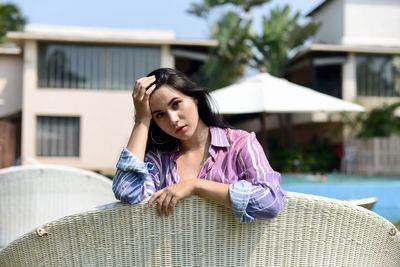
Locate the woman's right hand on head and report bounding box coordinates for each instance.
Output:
[132,75,157,122]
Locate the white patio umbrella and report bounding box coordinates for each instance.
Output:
[210,73,365,152]
[210,73,365,114]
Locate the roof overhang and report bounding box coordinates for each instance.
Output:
[291,43,400,62]
[6,25,217,47]
[306,0,332,17]
[0,44,21,55]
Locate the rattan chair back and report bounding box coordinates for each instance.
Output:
[0,193,399,266]
[0,164,116,249]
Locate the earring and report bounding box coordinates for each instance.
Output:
[150,129,169,145]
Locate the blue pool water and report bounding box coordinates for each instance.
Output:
[281,174,400,222]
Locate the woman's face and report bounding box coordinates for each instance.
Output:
[149,85,199,140]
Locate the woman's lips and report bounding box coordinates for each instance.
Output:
[175,126,186,134]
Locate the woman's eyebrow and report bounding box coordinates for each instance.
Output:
[151,97,180,115]
[167,97,179,106]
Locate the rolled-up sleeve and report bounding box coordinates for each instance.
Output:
[230,132,286,223]
[229,180,253,222]
[112,148,160,204]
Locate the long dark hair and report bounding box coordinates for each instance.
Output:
[145,68,227,151]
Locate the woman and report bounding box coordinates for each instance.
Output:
[112,68,286,223]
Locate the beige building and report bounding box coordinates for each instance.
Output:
[0,44,22,168]
[282,0,400,142]
[226,0,399,144]
[0,25,215,171]
[288,0,400,108]
[226,0,400,171]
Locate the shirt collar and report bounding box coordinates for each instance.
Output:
[209,126,230,148]
[169,126,230,160]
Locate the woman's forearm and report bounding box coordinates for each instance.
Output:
[194,179,231,208]
[126,118,151,161]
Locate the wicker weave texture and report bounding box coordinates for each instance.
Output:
[0,193,399,267]
[0,164,116,249]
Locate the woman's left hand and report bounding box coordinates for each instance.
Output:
[147,179,197,216]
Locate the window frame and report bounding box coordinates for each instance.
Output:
[36,116,81,157]
[37,42,161,90]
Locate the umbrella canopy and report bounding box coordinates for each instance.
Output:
[210,73,365,114]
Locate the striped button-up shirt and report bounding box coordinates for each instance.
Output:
[113,127,286,223]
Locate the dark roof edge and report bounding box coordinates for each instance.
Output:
[306,0,331,17]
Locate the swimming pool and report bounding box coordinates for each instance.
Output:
[281,174,400,222]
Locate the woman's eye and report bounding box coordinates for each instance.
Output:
[172,101,180,109]
[155,113,164,119]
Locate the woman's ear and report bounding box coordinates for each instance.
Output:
[194,98,198,105]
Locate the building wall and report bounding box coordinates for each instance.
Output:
[21,41,174,170]
[357,97,400,110]
[312,0,345,44]
[286,59,313,87]
[312,0,400,46]
[343,0,400,46]
[0,54,22,117]
[287,0,400,146]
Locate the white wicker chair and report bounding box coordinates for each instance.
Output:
[0,164,116,249]
[0,192,399,266]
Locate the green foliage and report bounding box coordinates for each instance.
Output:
[250,5,319,77]
[339,111,364,137]
[357,102,400,138]
[204,11,253,89]
[0,3,27,43]
[188,0,269,18]
[189,0,272,90]
[395,221,400,231]
[269,138,337,173]
[188,1,319,88]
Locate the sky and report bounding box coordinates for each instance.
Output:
[5,0,324,39]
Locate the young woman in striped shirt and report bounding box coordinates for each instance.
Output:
[112,68,286,223]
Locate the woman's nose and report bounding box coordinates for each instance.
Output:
[168,111,179,125]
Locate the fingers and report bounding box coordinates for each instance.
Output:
[155,193,167,216]
[168,196,177,215]
[145,83,156,96]
[133,76,156,99]
[162,194,175,216]
[146,181,196,217]
[147,189,162,208]
[132,76,156,119]
[147,190,177,217]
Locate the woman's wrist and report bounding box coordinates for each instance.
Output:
[192,179,231,208]
[134,116,152,126]
[192,179,202,195]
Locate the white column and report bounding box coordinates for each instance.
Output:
[342,53,357,101]
[160,45,175,68]
[21,41,38,165]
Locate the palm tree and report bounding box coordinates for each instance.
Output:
[188,1,320,153]
[188,0,269,18]
[188,2,318,88]
[188,0,271,90]
[249,5,319,77]
[0,3,27,43]
[204,11,253,89]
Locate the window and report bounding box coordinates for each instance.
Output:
[314,65,342,98]
[356,54,400,96]
[38,43,161,90]
[36,116,80,157]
